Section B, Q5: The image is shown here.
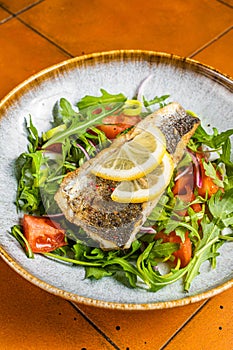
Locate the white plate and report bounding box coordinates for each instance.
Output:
[0,50,232,310]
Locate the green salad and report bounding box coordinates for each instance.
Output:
[11,89,233,292]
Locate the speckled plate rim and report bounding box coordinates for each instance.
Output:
[0,49,232,310]
[1,245,233,310]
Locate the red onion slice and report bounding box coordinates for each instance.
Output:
[187,150,202,188]
[136,74,154,103]
[76,143,91,160]
[174,165,192,182]
[140,226,157,234]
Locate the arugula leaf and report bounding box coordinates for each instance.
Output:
[149,241,180,259]
[10,225,34,258]
[136,242,189,292]
[203,161,224,187]
[84,247,106,260]
[211,128,233,148]
[59,98,80,120]
[52,98,81,126]
[143,94,170,108]
[220,138,232,164]
[113,270,138,289]
[16,147,66,214]
[208,189,233,225]
[26,116,40,153]
[85,267,113,280]
[187,205,204,237]
[102,257,143,288]
[184,217,220,290]
[219,138,233,190]
[165,217,200,240]
[42,103,121,149]
[192,125,233,149]
[16,151,44,214]
[77,89,126,110]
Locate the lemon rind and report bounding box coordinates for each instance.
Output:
[111,152,174,203]
[91,148,166,181]
[91,126,167,181]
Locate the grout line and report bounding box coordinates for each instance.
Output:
[0,14,13,25]
[188,25,233,58]
[0,1,44,23]
[0,4,13,24]
[14,0,45,15]
[0,2,74,58]
[68,301,121,350]
[0,0,45,16]
[16,16,74,58]
[18,0,45,13]
[216,0,233,9]
[159,298,210,350]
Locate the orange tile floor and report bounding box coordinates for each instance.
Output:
[0,1,233,349]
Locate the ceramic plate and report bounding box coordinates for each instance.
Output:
[0,50,232,310]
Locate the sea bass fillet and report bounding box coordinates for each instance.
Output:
[55,102,200,249]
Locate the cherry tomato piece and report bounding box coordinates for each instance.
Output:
[172,172,194,197]
[97,123,131,139]
[23,214,67,253]
[191,202,202,213]
[196,154,223,198]
[96,113,141,139]
[155,231,192,267]
[173,172,195,216]
[197,172,222,198]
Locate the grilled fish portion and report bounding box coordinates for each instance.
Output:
[55,102,200,249]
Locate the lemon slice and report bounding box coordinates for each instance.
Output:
[91,126,166,181]
[111,152,174,203]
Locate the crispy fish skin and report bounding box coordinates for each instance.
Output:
[55,102,200,250]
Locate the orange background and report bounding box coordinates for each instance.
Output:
[0,1,233,349]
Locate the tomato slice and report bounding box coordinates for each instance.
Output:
[173,171,194,196]
[155,231,192,267]
[102,114,141,125]
[97,123,131,139]
[197,171,222,198]
[196,153,223,198]
[190,202,202,213]
[96,113,141,139]
[23,214,67,253]
[172,171,195,216]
